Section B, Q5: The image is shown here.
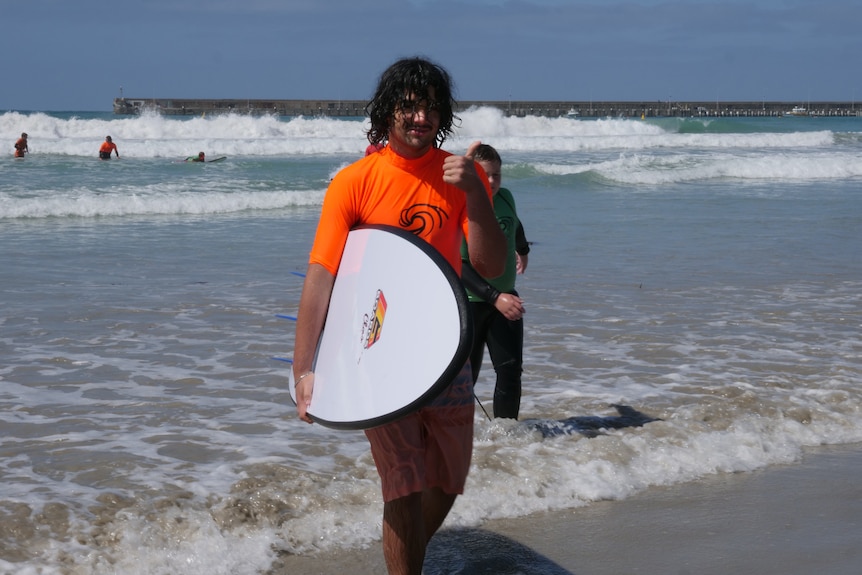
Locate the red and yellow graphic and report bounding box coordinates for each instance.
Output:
[364,290,387,349]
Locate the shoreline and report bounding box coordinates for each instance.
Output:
[273,442,862,575]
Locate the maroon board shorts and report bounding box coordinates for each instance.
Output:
[365,362,475,502]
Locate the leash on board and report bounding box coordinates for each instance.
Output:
[474,392,492,421]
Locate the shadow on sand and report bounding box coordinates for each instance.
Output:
[425,527,574,575]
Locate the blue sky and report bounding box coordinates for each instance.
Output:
[2,0,859,111]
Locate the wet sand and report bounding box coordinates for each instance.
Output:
[273,443,862,575]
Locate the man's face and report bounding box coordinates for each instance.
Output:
[387,88,440,159]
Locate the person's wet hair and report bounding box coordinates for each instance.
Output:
[365,57,457,148]
[473,144,502,165]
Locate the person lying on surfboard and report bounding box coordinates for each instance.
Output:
[185,152,206,162]
[291,57,506,575]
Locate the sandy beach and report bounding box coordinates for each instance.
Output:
[274,443,862,575]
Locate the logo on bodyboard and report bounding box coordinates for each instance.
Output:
[360,289,388,355]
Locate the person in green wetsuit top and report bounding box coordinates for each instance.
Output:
[461,143,531,419]
[185,152,206,162]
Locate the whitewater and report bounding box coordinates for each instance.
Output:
[1,108,860,574]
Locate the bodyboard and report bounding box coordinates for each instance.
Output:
[288,225,472,430]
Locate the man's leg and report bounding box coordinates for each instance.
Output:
[422,486,457,542]
[381,488,457,575]
[376,365,474,574]
[381,492,422,575]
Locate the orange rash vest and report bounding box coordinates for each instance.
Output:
[309,146,491,276]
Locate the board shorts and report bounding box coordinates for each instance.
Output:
[365,361,475,502]
[99,151,111,160]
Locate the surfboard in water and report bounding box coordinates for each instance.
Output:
[172,156,226,164]
[288,224,472,430]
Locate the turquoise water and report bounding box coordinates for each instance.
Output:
[1,109,861,574]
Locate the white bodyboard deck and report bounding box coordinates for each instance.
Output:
[289,225,472,430]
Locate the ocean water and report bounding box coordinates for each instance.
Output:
[1,108,861,574]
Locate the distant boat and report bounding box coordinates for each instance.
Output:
[565,108,580,118]
[784,106,809,117]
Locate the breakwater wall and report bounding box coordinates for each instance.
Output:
[113,98,862,118]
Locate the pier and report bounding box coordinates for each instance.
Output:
[113,98,862,118]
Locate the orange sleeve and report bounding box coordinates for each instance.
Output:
[308,169,360,275]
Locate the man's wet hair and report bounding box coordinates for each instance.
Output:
[365,57,457,148]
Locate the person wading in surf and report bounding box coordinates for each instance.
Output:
[99,136,119,160]
[290,57,506,575]
[460,143,531,420]
[14,132,29,157]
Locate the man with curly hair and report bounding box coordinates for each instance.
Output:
[291,57,505,575]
